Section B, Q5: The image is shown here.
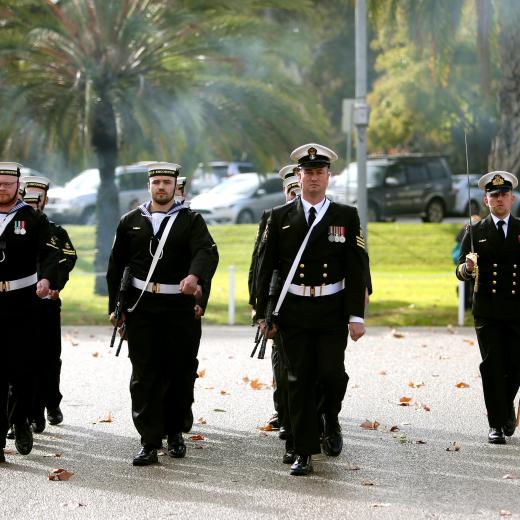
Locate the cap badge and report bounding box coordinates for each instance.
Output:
[492,175,505,186]
[308,147,317,159]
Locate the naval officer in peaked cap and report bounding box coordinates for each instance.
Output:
[255,144,371,475]
[457,170,520,444]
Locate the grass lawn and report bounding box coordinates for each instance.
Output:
[60,222,468,327]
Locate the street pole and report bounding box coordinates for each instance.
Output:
[355,0,369,241]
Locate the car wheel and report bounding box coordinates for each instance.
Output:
[367,203,380,222]
[81,206,97,225]
[236,209,255,224]
[424,199,445,223]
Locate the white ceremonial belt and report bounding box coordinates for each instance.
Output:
[132,277,181,295]
[287,279,345,298]
[0,273,38,292]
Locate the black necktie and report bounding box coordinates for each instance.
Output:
[308,207,316,227]
[497,220,506,241]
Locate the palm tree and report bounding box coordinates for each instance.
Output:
[0,0,327,294]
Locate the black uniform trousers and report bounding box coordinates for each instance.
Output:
[279,326,349,455]
[271,335,290,432]
[474,316,520,427]
[0,288,39,446]
[32,298,63,417]
[126,300,196,449]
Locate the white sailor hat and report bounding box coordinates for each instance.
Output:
[21,175,50,191]
[0,162,22,177]
[147,162,181,178]
[278,164,300,180]
[478,170,518,193]
[176,176,187,190]
[290,143,338,168]
[284,176,301,197]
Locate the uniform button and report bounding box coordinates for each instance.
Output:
[493,264,498,268]
[299,264,304,268]
[299,273,304,278]
[514,282,517,286]
[514,273,517,277]
[492,289,496,294]
[513,290,516,295]
[515,265,518,268]
[492,280,497,285]
[323,263,328,268]
[493,272,497,276]
[323,273,328,278]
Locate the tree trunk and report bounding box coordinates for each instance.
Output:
[489,1,520,174]
[91,97,120,296]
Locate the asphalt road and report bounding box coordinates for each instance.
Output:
[1,325,519,520]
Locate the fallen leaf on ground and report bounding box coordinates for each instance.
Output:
[455,382,470,388]
[362,480,375,486]
[378,370,387,376]
[91,352,99,358]
[499,511,512,517]
[65,334,79,346]
[422,404,431,412]
[463,339,475,346]
[219,390,229,395]
[446,442,460,452]
[242,376,250,383]
[204,386,214,390]
[408,381,425,388]
[196,417,207,425]
[345,463,360,470]
[213,408,226,412]
[399,396,413,406]
[61,502,86,509]
[197,369,206,378]
[190,434,204,441]
[258,424,273,432]
[99,412,113,423]
[389,425,400,432]
[502,474,517,480]
[250,378,267,390]
[360,420,380,430]
[43,453,62,458]
[371,503,391,508]
[391,329,404,338]
[258,431,268,437]
[415,439,427,444]
[48,468,74,481]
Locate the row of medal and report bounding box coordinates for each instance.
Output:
[328,226,346,243]
[13,220,27,235]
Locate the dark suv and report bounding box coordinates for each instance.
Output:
[329,154,455,222]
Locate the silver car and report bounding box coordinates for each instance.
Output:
[190,173,285,224]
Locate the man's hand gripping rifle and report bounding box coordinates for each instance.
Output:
[251,270,280,359]
[110,266,131,356]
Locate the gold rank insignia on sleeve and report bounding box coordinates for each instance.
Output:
[356,229,365,249]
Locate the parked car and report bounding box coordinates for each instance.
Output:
[451,173,520,217]
[190,173,285,224]
[189,160,255,195]
[328,154,455,222]
[46,162,151,224]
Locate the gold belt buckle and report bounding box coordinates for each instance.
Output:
[1,281,10,292]
[310,286,315,297]
[152,282,160,293]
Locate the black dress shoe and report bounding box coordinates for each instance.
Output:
[132,446,158,466]
[167,433,186,458]
[282,450,296,464]
[503,406,516,437]
[278,426,288,440]
[6,427,14,440]
[267,413,280,430]
[47,407,63,426]
[31,417,46,434]
[488,427,506,444]
[322,415,343,457]
[290,455,313,476]
[14,422,33,455]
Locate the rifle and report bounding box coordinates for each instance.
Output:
[251,270,280,359]
[110,266,131,356]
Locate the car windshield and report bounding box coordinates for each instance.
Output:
[209,175,259,196]
[345,163,390,187]
[65,170,100,191]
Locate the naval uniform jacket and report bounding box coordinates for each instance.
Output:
[256,198,369,329]
[0,204,58,301]
[49,222,77,292]
[457,214,520,319]
[106,204,218,314]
